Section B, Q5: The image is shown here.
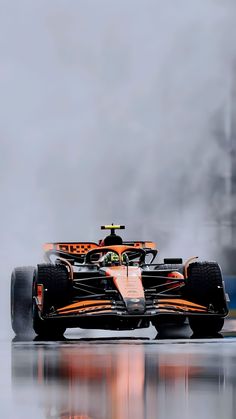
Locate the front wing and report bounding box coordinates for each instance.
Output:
[44,298,227,320]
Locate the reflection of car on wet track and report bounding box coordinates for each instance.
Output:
[11,225,229,337]
[11,338,234,419]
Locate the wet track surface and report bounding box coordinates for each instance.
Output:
[3,321,236,419]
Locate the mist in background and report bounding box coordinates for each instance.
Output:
[1,0,236,337]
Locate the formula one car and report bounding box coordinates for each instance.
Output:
[11,225,229,337]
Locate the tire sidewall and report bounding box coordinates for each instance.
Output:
[11,267,35,335]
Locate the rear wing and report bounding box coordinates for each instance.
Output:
[43,241,157,256]
[123,241,156,250]
[43,242,99,256]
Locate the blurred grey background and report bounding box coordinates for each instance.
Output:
[1,0,236,336]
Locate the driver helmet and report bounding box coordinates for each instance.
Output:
[104,252,120,265]
[103,252,130,265]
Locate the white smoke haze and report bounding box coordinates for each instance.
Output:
[0,0,236,336]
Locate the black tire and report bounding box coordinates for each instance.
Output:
[32,301,66,337]
[11,266,35,336]
[189,316,224,335]
[33,264,71,336]
[186,262,227,334]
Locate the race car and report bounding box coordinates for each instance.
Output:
[11,225,229,337]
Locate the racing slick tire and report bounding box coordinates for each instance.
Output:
[33,264,71,337]
[186,262,227,335]
[11,266,35,336]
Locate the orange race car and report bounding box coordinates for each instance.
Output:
[11,225,229,337]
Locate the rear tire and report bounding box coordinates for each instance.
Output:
[33,264,71,336]
[186,262,227,334]
[11,266,35,336]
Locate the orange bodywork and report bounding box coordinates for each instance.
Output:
[43,242,99,255]
[167,272,184,279]
[36,284,43,310]
[51,264,208,316]
[43,241,157,256]
[42,243,210,318]
[105,266,144,300]
[166,271,185,290]
[58,306,112,315]
[156,299,207,312]
[131,241,156,249]
[57,300,112,315]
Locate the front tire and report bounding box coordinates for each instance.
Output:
[33,264,71,336]
[11,266,35,336]
[189,316,224,335]
[186,262,227,334]
[32,301,66,337]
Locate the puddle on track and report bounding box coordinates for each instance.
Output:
[3,321,236,419]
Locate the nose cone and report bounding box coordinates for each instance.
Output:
[104,266,146,314]
[125,298,146,314]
